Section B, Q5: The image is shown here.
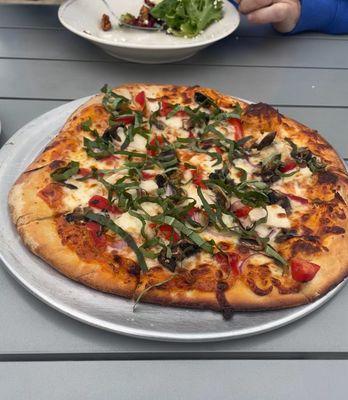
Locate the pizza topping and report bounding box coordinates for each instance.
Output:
[285,193,309,205]
[50,161,80,182]
[279,160,297,173]
[88,195,121,214]
[86,221,107,248]
[135,91,146,108]
[256,132,276,151]
[228,118,244,141]
[290,258,320,282]
[285,138,326,172]
[214,252,240,275]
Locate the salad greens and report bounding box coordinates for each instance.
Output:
[119,0,224,38]
[151,0,224,38]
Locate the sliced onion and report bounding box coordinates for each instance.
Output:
[109,240,128,250]
[238,252,260,273]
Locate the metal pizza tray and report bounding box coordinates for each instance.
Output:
[0,97,346,342]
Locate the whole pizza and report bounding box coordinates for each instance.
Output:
[9,84,348,318]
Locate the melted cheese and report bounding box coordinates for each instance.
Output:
[266,204,290,228]
[140,180,158,193]
[229,158,255,182]
[184,184,215,208]
[249,205,290,229]
[63,180,105,210]
[128,134,147,152]
[141,202,162,217]
[113,212,143,235]
[189,154,220,176]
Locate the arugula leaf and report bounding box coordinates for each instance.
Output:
[51,161,79,182]
[151,0,223,38]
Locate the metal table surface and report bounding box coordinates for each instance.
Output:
[0,5,347,399]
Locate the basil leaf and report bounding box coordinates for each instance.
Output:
[84,136,114,159]
[51,161,79,182]
[85,212,148,272]
[81,117,93,131]
[264,244,288,267]
[133,275,176,312]
[154,215,214,254]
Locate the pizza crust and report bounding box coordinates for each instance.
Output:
[18,218,138,298]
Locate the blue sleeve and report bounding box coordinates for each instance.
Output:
[291,0,348,34]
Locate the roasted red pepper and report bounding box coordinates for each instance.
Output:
[234,205,252,218]
[135,91,146,108]
[141,171,155,180]
[228,118,243,141]
[147,135,164,156]
[158,224,180,242]
[88,195,121,214]
[291,258,320,282]
[114,115,135,125]
[214,252,240,275]
[159,101,173,117]
[279,160,297,173]
[78,168,91,176]
[192,169,207,189]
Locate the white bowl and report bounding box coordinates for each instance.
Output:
[58,0,240,64]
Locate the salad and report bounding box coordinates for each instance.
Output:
[119,0,224,38]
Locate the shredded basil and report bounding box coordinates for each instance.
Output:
[85,212,148,272]
[51,161,79,182]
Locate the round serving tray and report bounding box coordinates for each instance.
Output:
[0,96,346,342]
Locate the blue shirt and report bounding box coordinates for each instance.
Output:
[292,0,348,34]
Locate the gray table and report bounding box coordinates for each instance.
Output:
[0,5,347,399]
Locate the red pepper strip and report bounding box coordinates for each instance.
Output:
[141,171,155,180]
[279,160,297,173]
[86,221,107,248]
[114,115,135,125]
[214,252,240,275]
[135,91,146,108]
[228,118,243,141]
[158,224,180,242]
[234,205,252,218]
[78,168,91,176]
[88,195,121,214]
[285,193,309,204]
[192,169,207,189]
[147,135,164,156]
[215,146,223,155]
[291,258,320,282]
[159,101,174,117]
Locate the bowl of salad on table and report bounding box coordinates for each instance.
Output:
[59,0,240,63]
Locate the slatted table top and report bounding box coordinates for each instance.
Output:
[0,5,347,399]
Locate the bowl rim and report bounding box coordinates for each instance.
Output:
[58,0,240,50]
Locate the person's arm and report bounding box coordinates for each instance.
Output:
[291,0,348,34]
[236,0,348,34]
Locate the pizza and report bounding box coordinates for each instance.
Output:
[9,83,348,318]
